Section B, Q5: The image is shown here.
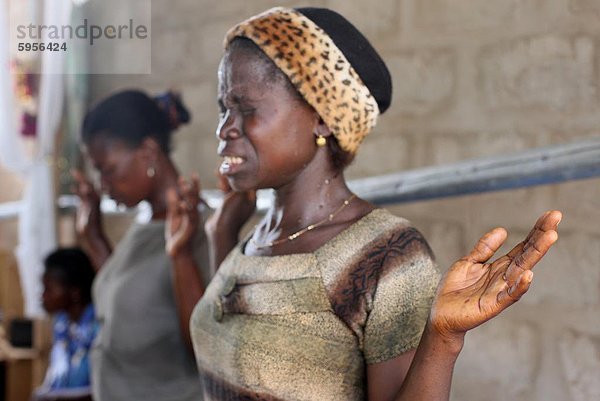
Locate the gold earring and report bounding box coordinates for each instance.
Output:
[147,166,155,178]
[316,135,327,147]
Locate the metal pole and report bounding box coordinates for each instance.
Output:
[1,137,600,220]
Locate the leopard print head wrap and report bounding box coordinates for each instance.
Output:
[224,7,392,154]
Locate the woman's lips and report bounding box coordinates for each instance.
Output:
[219,155,245,175]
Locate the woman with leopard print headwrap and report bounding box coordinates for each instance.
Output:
[166,7,561,401]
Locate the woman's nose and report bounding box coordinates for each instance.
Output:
[216,109,241,140]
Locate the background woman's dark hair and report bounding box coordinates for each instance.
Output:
[81,89,190,153]
[227,37,355,170]
[44,247,95,304]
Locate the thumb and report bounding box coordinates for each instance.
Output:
[463,227,507,264]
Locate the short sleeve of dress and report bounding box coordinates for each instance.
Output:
[363,228,440,364]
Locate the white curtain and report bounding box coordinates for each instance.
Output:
[0,0,72,317]
[0,0,26,172]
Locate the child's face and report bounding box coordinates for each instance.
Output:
[42,272,70,314]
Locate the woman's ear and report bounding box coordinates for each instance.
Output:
[139,137,161,163]
[314,117,333,138]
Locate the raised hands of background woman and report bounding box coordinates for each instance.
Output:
[71,169,112,272]
[165,175,202,258]
[71,169,101,238]
[204,172,256,273]
[165,174,207,350]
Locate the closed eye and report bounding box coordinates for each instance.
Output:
[219,94,257,118]
[239,107,255,116]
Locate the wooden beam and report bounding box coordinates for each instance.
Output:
[1,137,600,220]
[347,136,600,205]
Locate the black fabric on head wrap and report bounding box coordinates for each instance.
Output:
[295,7,392,114]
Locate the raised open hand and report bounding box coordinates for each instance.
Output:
[166,175,201,257]
[71,169,102,238]
[430,210,561,339]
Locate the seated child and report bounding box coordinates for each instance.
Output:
[31,247,96,401]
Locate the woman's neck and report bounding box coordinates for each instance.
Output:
[246,145,374,256]
[147,157,180,220]
[272,170,352,231]
[246,160,373,256]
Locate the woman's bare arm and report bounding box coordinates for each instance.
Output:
[165,175,206,351]
[367,210,561,401]
[72,169,112,272]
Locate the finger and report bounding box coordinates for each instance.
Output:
[72,181,89,198]
[179,200,194,213]
[497,270,533,305]
[516,211,551,253]
[506,229,558,280]
[462,227,508,264]
[178,178,199,211]
[178,200,187,211]
[71,170,85,191]
[80,180,91,196]
[508,210,562,258]
[506,235,525,259]
[505,228,544,262]
[535,210,562,231]
[71,171,98,198]
[177,175,188,192]
[479,267,510,309]
[72,169,93,190]
[178,177,193,203]
[190,173,201,192]
[188,175,200,203]
[166,188,180,217]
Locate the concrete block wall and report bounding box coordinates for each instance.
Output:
[85,1,600,399]
[0,0,597,399]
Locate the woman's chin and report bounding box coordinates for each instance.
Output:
[226,177,253,193]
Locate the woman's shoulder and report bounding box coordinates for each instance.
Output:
[317,208,426,257]
[315,208,439,350]
[317,207,437,288]
[359,207,411,230]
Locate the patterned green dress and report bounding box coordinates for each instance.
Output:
[191,209,440,400]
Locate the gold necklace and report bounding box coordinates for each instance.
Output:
[250,194,357,249]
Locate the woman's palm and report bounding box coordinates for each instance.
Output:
[431,211,561,336]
